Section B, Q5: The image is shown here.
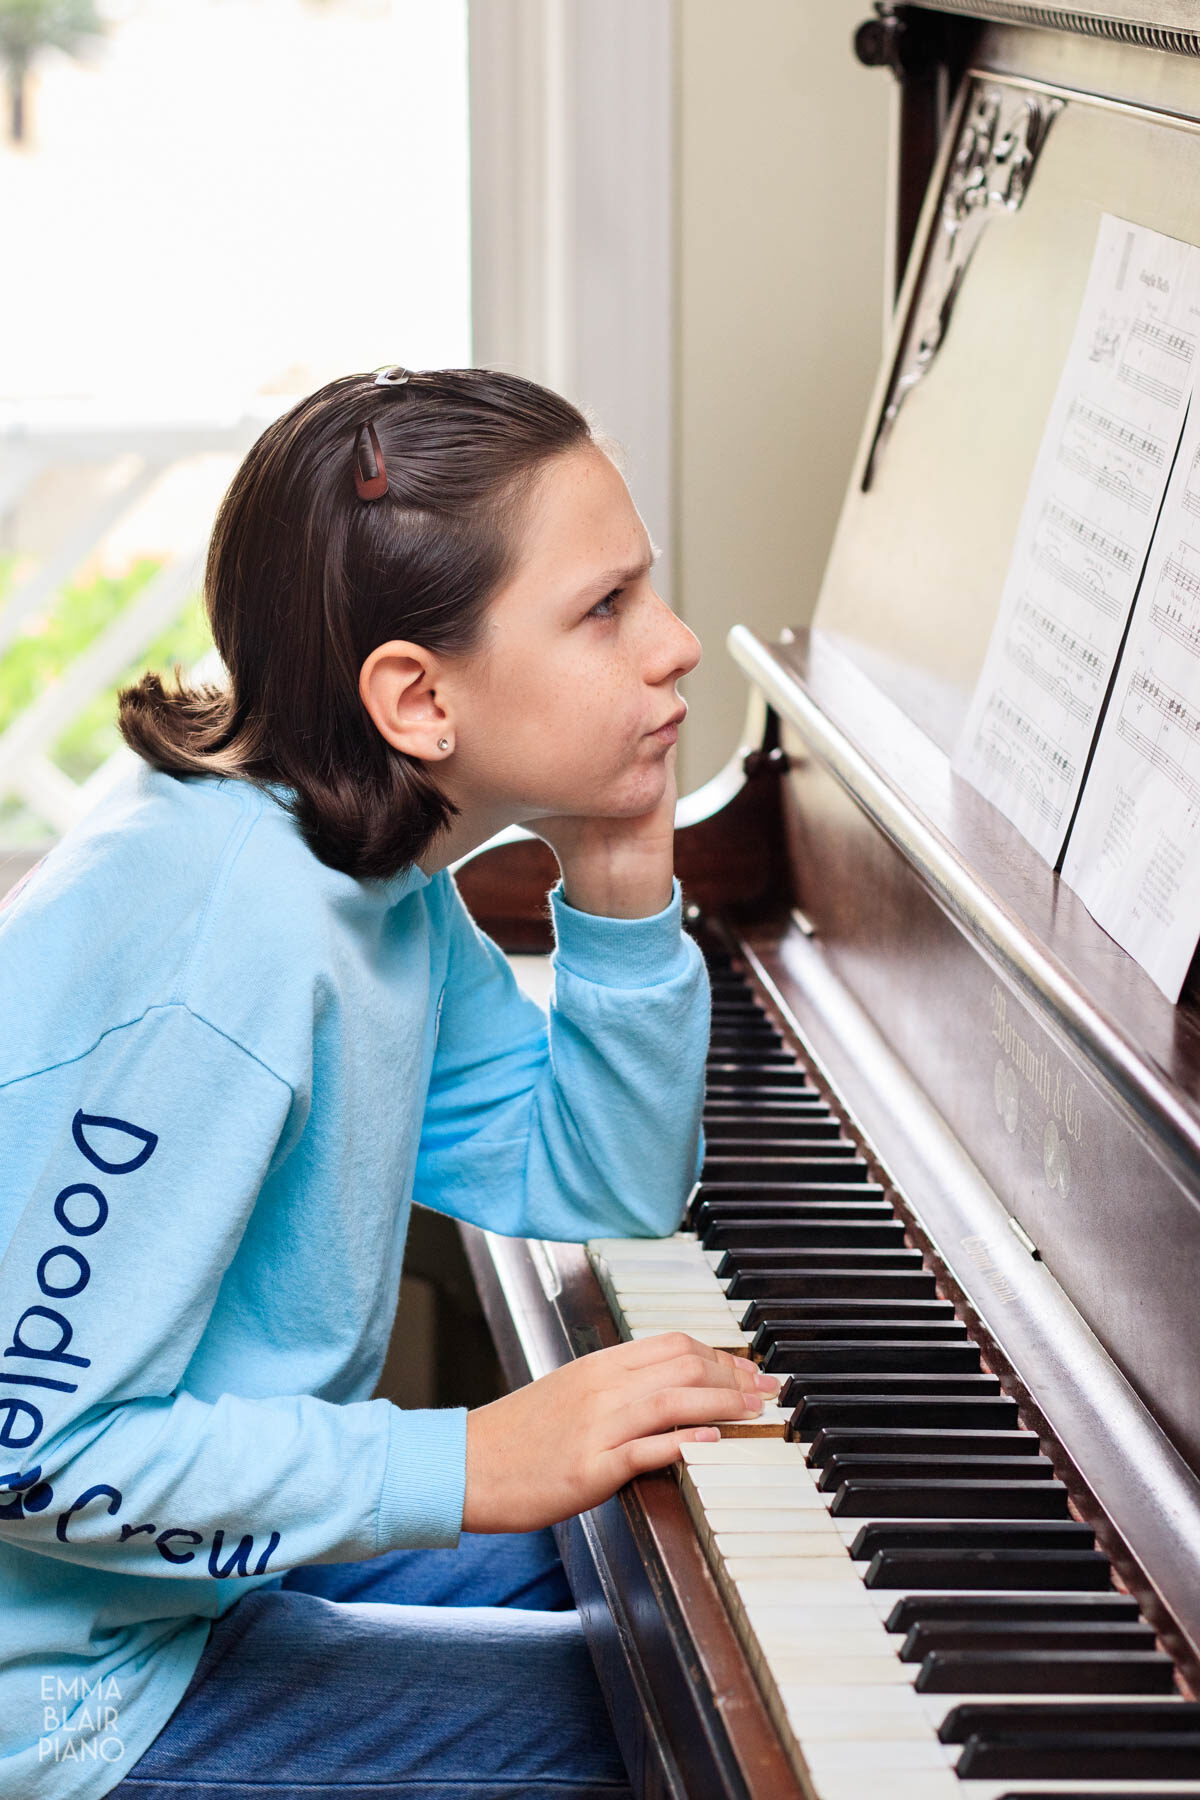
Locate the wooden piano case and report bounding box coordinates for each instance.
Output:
[455,6,1200,1795]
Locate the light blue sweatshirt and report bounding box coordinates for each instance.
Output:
[0,762,709,1800]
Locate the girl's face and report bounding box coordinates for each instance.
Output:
[434,445,702,831]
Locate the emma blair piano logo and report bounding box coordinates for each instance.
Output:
[39,1673,124,1768]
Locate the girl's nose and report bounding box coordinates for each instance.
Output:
[648,592,701,681]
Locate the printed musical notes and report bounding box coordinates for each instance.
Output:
[1063,397,1200,1000]
[954,215,1200,861]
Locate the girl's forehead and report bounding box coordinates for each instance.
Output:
[518,447,646,569]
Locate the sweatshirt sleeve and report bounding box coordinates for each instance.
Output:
[413,873,710,1241]
[0,1003,465,1579]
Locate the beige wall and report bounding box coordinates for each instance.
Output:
[674,0,892,789]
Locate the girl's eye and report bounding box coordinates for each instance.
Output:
[588,587,624,620]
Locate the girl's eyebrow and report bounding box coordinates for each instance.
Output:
[583,543,661,594]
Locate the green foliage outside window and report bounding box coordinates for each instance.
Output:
[0,555,213,840]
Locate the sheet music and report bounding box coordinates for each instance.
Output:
[1062,398,1200,1000]
[953,215,1200,862]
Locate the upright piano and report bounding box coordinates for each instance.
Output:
[455,6,1200,1795]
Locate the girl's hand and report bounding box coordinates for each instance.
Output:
[461,1331,780,1534]
[531,746,679,919]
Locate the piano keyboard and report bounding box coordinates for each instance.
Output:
[587,949,1200,1800]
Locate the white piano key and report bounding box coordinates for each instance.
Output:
[741,1602,886,1647]
[804,1739,954,1773]
[618,1298,744,1317]
[619,1312,749,1332]
[627,1326,752,1346]
[683,1464,820,1495]
[727,1563,870,1596]
[706,1503,836,1529]
[814,1771,960,1800]
[712,1548,863,1576]
[750,1625,889,1658]
[716,1401,793,1435]
[765,1653,914,1685]
[731,1576,880,1610]
[682,1438,806,1465]
[783,1700,935,1743]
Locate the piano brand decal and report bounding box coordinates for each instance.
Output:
[990,986,1083,1196]
[0,1109,281,1579]
[959,1235,1017,1306]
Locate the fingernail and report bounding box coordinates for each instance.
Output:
[744,1394,764,1413]
[693,1427,721,1441]
[755,1370,780,1391]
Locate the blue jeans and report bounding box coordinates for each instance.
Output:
[107,1531,632,1799]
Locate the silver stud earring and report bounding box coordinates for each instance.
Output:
[437,738,450,752]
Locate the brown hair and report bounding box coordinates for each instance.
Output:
[117,369,592,878]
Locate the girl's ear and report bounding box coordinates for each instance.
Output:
[359,641,454,762]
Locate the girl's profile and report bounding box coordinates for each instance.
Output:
[0,366,778,1800]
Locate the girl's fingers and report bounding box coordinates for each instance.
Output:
[618,1348,779,1407]
[601,1426,721,1486]
[607,1384,767,1446]
[611,1332,767,1388]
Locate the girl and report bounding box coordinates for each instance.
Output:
[0,367,780,1800]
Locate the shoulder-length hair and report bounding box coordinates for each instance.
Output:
[117,368,592,878]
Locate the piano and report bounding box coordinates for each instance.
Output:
[453,6,1200,1796]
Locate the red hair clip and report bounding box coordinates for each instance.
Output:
[354,421,388,501]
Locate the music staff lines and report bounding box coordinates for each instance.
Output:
[1128,665,1200,739]
[1056,446,1152,515]
[1034,547,1121,617]
[1129,314,1195,364]
[1116,714,1200,812]
[1150,598,1200,660]
[1043,500,1135,574]
[1015,600,1104,677]
[974,734,1063,826]
[979,690,1074,799]
[1118,366,1185,408]
[1067,398,1165,468]
[1004,637,1093,723]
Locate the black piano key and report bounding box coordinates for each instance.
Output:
[939,1700,1200,1743]
[851,1520,1092,1558]
[806,1426,1039,1464]
[704,1099,828,1119]
[729,1269,938,1301]
[705,1085,823,1106]
[705,1047,794,1065]
[886,1593,1141,1632]
[704,1066,815,1089]
[704,1159,873,1184]
[764,1338,980,1374]
[782,1373,1003,1407]
[790,1394,1019,1434]
[701,1182,889,1206]
[831,1477,1070,1519]
[702,1220,908,1253]
[718,1247,925,1276]
[757,1325,969,1360]
[818,1453,1055,1489]
[702,1209,901,1242]
[741,1299,957,1329]
[955,1731,1200,1780]
[863,1547,1113,1590]
[701,1123,843,1147]
[900,1619,1159,1659]
[917,1648,1177,1694]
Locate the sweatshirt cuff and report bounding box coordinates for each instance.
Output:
[376,1405,468,1552]
[550,876,695,990]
